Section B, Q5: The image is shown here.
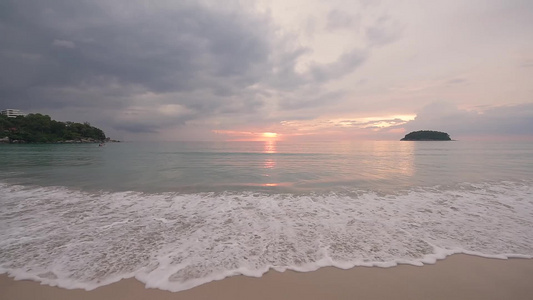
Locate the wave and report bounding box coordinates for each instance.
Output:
[0,181,532,292]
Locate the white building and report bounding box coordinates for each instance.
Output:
[0,109,25,118]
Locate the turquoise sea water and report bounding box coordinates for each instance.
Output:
[1,141,532,291]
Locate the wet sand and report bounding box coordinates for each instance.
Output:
[1,254,533,300]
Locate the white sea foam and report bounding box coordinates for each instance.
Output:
[0,181,532,292]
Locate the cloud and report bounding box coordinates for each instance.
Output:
[446,78,466,85]
[279,114,415,138]
[279,90,345,111]
[365,15,403,46]
[326,10,358,31]
[401,102,533,138]
[1,1,272,101]
[0,0,374,136]
[1,0,531,141]
[521,59,533,68]
[52,39,75,48]
[112,122,159,134]
[309,49,368,82]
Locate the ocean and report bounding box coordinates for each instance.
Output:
[1,141,532,291]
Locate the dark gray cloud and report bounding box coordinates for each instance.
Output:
[0,0,372,136]
[1,1,273,117]
[1,1,270,100]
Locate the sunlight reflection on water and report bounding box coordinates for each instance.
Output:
[0,141,531,193]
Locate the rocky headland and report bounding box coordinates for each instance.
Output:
[0,113,118,144]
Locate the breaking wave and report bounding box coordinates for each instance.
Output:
[1,180,532,291]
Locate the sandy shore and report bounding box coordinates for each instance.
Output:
[1,254,533,300]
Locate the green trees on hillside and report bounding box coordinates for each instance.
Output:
[0,113,106,143]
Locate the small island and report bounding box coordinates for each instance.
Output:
[401,130,452,141]
[0,113,113,144]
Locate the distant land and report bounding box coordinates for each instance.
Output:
[0,113,116,144]
[401,130,452,141]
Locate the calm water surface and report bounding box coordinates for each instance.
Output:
[1,141,531,193]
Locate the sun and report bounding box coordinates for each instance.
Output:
[262,132,278,138]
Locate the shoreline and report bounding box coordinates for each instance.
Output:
[2,254,533,300]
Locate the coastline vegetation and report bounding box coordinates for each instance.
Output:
[0,113,106,143]
[401,130,452,141]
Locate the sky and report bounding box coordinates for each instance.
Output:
[1,0,532,141]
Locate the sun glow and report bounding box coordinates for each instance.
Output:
[262,132,278,138]
[212,130,283,141]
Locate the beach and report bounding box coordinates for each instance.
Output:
[2,254,533,300]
